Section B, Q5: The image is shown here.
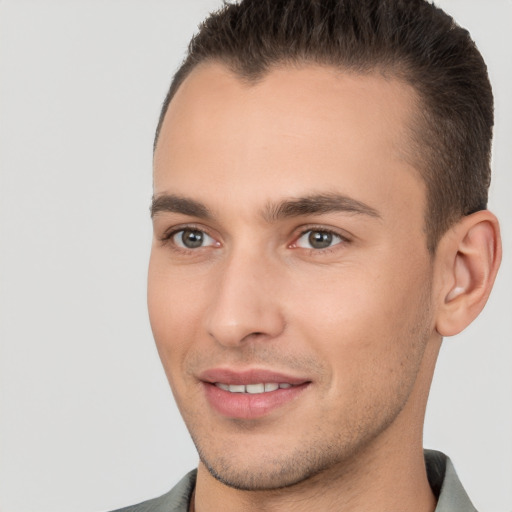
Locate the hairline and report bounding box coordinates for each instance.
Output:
[154,57,413,150]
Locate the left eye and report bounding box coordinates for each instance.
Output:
[172,229,217,249]
[295,230,343,249]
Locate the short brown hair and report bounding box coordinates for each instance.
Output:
[155,0,494,252]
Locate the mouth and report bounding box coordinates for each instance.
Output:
[199,368,311,419]
[214,382,294,393]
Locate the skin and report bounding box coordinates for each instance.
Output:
[148,63,500,511]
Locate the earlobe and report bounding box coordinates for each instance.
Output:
[435,211,501,337]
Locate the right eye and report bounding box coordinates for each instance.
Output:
[172,228,217,249]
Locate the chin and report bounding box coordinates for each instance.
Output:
[193,433,354,492]
[201,455,329,491]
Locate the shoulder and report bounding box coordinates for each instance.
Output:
[110,470,197,512]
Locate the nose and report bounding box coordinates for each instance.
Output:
[205,249,285,348]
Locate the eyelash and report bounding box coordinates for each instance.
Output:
[159,225,351,254]
[291,226,350,253]
[159,224,216,250]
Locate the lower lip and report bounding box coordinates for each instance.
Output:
[203,382,310,419]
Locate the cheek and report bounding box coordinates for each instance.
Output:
[288,257,432,387]
[147,254,208,376]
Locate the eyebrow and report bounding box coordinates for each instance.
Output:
[263,194,381,222]
[150,194,212,219]
[150,193,381,222]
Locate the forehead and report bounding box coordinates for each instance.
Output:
[153,63,425,226]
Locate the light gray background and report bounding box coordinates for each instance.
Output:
[0,1,510,511]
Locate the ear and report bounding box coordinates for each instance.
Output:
[435,210,502,337]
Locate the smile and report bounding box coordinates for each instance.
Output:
[214,382,294,393]
[199,368,311,419]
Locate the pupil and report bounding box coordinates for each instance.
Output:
[182,229,204,248]
[308,231,332,249]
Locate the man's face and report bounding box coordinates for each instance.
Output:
[149,63,439,490]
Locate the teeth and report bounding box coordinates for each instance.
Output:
[246,383,264,394]
[228,384,245,393]
[214,382,294,394]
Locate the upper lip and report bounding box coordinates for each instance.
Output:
[199,368,310,386]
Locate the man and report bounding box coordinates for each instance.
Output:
[116,0,501,510]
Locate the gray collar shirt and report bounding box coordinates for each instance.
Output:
[113,450,477,512]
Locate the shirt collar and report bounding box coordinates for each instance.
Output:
[425,449,478,512]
